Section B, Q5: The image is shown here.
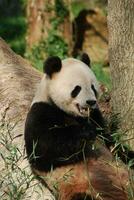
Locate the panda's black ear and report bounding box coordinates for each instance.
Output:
[43,56,62,78]
[81,53,91,67]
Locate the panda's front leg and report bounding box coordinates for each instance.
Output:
[69,116,99,142]
[44,123,97,165]
[85,107,106,139]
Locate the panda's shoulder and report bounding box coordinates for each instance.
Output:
[27,102,64,125]
[29,102,62,116]
[31,102,50,110]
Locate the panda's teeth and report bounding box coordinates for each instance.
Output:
[80,109,84,114]
[80,107,88,113]
[82,107,88,111]
[76,104,88,114]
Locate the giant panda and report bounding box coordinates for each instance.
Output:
[25,54,130,200]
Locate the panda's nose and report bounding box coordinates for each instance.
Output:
[86,100,97,108]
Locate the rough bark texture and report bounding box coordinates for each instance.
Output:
[0,39,41,123]
[108,0,134,148]
[26,0,72,53]
[59,0,73,55]
[0,38,54,200]
[26,0,55,48]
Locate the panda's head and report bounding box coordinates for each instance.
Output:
[33,54,100,118]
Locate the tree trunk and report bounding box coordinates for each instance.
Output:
[0,37,54,200]
[26,0,50,48]
[58,0,73,55]
[108,0,134,148]
[26,0,72,54]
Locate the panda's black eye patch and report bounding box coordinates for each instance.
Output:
[91,84,98,98]
[71,85,81,98]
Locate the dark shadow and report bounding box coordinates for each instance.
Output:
[71,193,95,200]
[72,9,108,57]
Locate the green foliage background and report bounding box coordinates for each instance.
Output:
[0,0,110,88]
[0,0,26,55]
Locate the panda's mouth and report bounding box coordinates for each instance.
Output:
[76,104,90,116]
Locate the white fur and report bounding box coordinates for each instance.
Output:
[32,58,100,117]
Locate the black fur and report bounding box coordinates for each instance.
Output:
[43,56,62,78]
[71,193,95,200]
[91,84,98,98]
[71,85,81,98]
[81,53,90,67]
[24,102,104,172]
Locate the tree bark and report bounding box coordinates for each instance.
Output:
[0,37,54,200]
[59,0,73,55]
[26,0,72,54]
[26,0,48,48]
[108,0,134,148]
[0,39,42,123]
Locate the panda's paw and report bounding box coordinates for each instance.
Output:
[81,124,97,140]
